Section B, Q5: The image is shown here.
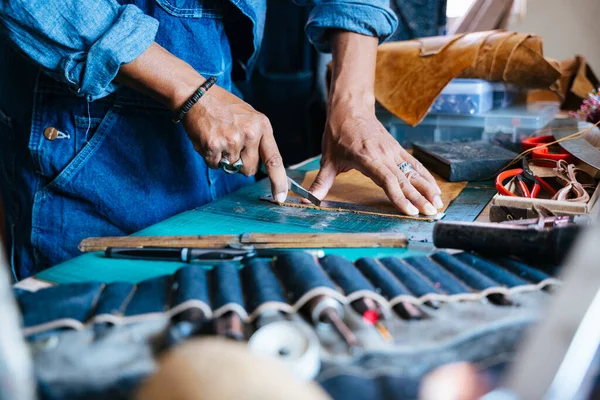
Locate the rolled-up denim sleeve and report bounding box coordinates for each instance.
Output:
[294,0,398,53]
[0,0,159,100]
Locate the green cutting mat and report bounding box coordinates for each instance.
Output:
[36,158,496,284]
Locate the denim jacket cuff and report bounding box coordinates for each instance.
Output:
[305,2,399,53]
[77,5,159,101]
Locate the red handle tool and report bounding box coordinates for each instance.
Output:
[521,136,575,164]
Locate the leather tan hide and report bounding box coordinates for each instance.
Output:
[373,30,561,126]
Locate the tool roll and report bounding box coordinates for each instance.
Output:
[17,251,561,399]
[17,252,558,337]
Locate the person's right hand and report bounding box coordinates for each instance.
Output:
[114,43,287,201]
[182,85,289,203]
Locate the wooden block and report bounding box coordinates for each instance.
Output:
[412,141,518,182]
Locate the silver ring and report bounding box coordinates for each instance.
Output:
[219,157,243,174]
[398,161,414,175]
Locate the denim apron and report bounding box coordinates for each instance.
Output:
[2,0,255,278]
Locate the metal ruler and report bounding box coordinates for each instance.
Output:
[199,177,496,242]
[260,194,445,221]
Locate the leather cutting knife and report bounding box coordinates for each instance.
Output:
[287,176,321,206]
[272,176,445,220]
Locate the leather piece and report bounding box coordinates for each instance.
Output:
[373,30,561,126]
[552,159,596,203]
[291,169,467,219]
[525,57,599,112]
[553,55,600,111]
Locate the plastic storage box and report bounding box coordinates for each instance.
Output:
[491,82,522,109]
[376,102,560,151]
[429,79,494,116]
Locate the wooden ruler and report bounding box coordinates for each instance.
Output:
[79,232,408,252]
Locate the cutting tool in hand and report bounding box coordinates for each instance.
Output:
[261,176,445,220]
[496,158,557,198]
[287,176,321,206]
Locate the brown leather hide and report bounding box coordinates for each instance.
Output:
[374,30,561,126]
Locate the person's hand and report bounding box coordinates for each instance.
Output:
[309,31,443,216]
[309,99,443,216]
[115,43,288,202]
[182,85,288,203]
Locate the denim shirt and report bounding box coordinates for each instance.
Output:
[0,0,397,101]
[0,1,397,279]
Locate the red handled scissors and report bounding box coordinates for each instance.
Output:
[521,136,575,165]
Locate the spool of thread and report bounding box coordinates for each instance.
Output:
[248,321,321,381]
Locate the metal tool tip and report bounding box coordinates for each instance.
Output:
[287,176,321,206]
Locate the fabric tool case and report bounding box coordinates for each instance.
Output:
[17,251,559,400]
[18,251,558,336]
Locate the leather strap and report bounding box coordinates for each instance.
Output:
[552,160,596,203]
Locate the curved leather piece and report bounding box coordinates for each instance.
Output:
[374,30,561,126]
[553,55,600,111]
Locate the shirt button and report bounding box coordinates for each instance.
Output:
[43,127,59,141]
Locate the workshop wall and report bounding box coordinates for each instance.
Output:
[508,0,600,72]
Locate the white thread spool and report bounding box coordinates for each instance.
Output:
[248,321,321,381]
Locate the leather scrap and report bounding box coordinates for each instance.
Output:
[552,55,600,111]
[283,169,467,221]
[373,30,561,126]
[552,160,597,203]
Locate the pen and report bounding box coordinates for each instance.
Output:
[105,247,326,262]
[105,247,252,262]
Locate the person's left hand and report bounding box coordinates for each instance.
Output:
[308,99,443,216]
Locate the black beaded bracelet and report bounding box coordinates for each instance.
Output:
[172,76,217,123]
